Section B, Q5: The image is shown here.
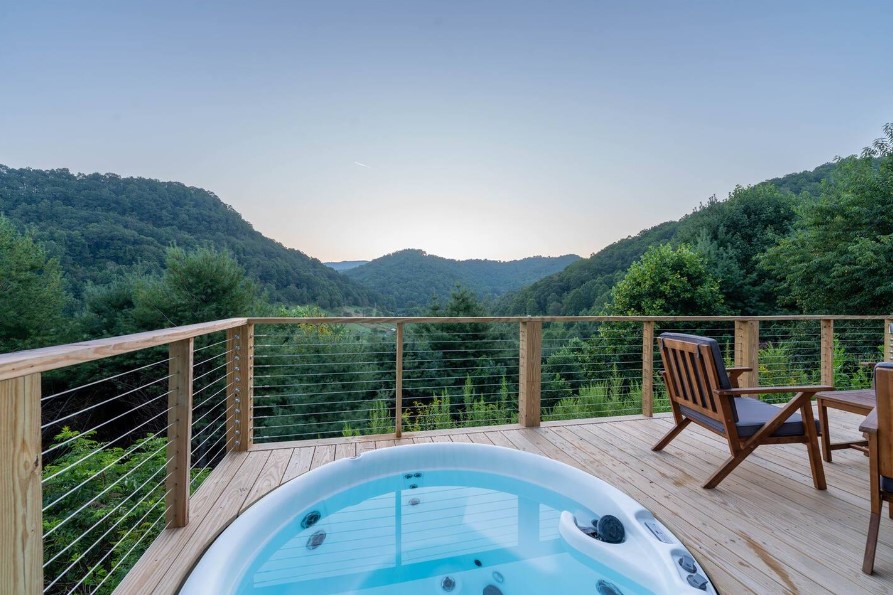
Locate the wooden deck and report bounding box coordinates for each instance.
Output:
[115,411,893,594]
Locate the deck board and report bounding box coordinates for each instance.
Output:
[154,450,271,594]
[112,451,250,595]
[115,412,893,595]
[240,448,292,514]
[281,446,314,483]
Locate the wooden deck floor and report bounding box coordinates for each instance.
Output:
[115,411,893,595]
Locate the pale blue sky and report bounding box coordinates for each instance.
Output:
[1,1,890,261]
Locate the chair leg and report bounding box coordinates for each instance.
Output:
[864,510,881,574]
[703,451,750,489]
[800,403,827,490]
[864,434,882,572]
[652,418,691,452]
[817,400,832,462]
[804,439,827,490]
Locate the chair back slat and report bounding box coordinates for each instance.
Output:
[659,335,732,425]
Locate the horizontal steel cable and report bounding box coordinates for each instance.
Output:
[40,357,172,403]
[42,373,173,430]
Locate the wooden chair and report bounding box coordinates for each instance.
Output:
[653,333,829,489]
[862,362,893,574]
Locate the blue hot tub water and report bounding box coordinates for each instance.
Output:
[237,470,649,594]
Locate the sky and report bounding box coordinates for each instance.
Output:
[1,1,891,262]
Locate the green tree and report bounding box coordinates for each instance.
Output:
[418,286,499,372]
[762,124,893,314]
[77,246,260,338]
[587,243,725,393]
[0,215,68,352]
[132,246,259,328]
[415,286,510,393]
[541,338,587,409]
[605,243,725,316]
[497,221,679,315]
[397,286,517,427]
[77,269,147,339]
[251,305,399,442]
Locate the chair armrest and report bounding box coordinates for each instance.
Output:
[736,390,816,447]
[715,385,832,396]
[860,409,878,435]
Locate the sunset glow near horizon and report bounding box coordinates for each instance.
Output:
[1,1,891,262]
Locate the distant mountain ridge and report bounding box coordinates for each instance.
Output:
[325,260,369,271]
[342,249,580,313]
[0,165,380,309]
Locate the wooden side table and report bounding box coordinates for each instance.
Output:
[816,389,876,462]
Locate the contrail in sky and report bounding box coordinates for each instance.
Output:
[353,161,372,169]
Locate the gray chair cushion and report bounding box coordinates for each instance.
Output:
[659,333,732,391]
[679,405,726,434]
[681,397,820,438]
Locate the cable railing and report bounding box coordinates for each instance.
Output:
[252,322,397,443]
[251,315,891,437]
[542,320,646,421]
[834,319,884,389]
[40,350,174,595]
[401,324,519,432]
[1,314,891,594]
[0,318,248,595]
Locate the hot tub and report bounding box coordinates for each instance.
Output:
[180,443,716,594]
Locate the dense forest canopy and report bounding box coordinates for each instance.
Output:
[343,249,580,314]
[0,166,380,309]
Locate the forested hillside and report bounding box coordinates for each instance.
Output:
[343,249,580,313]
[0,166,378,308]
[498,160,842,315]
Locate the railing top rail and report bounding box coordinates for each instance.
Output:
[249,314,892,325]
[0,318,248,382]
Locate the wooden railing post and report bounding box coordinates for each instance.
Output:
[820,319,835,386]
[395,323,404,438]
[1,372,42,595]
[166,339,193,528]
[734,320,759,387]
[519,320,542,427]
[885,319,893,363]
[641,321,654,417]
[227,324,254,452]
